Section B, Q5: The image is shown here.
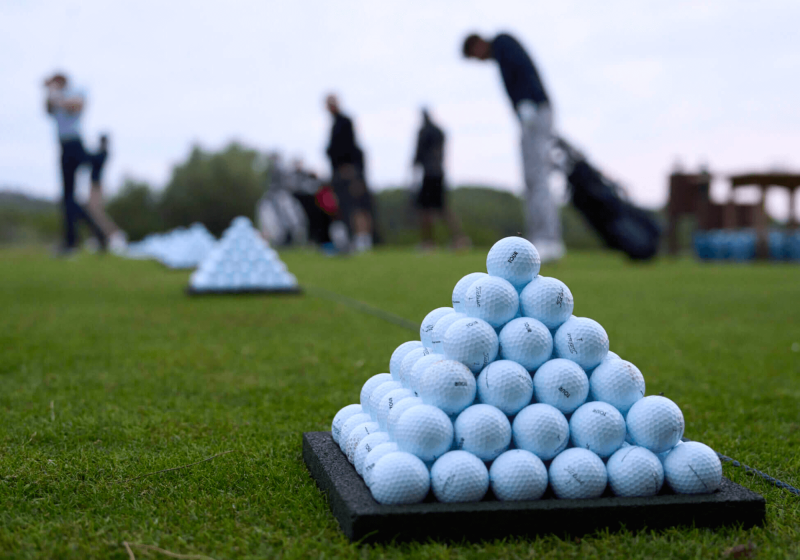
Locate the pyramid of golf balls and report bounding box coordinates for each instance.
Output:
[189,216,298,292]
[125,222,216,269]
[331,236,723,504]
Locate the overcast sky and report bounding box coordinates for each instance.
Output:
[2,0,799,218]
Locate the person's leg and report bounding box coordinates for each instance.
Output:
[87,140,121,237]
[60,143,81,249]
[520,106,563,259]
[69,140,108,247]
[420,210,435,244]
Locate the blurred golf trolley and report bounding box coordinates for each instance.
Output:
[667,170,800,262]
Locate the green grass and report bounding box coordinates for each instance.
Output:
[1,247,798,559]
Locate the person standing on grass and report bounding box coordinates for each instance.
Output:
[462,33,565,262]
[325,94,374,253]
[412,108,470,251]
[44,72,122,255]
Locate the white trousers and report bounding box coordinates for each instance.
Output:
[520,105,561,243]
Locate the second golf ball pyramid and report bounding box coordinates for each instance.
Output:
[331,237,723,504]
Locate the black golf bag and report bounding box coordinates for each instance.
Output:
[557,137,661,261]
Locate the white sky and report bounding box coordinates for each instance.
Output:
[2,0,799,219]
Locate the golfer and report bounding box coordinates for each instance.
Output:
[462,33,565,262]
[412,108,469,250]
[45,72,112,255]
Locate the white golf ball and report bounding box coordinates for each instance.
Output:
[386,397,423,440]
[338,412,371,453]
[417,359,477,416]
[512,403,570,460]
[367,381,404,421]
[354,432,392,476]
[497,317,553,371]
[452,272,488,313]
[476,360,533,416]
[626,396,685,454]
[420,307,454,348]
[532,358,589,415]
[589,359,645,415]
[363,442,399,487]
[399,347,433,388]
[370,452,431,505]
[345,421,380,463]
[389,341,423,381]
[331,404,362,444]
[360,373,392,417]
[569,401,627,458]
[430,312,467,354]
[393,404,454,462]
[489,449,548,501]
[486,236,541,290]
[430,450,489,503]
[554,316,609,371]
[606,445,664,497]
[376,388,416,431]
[549,448,608,499]
[519,276,574,330]
[663,441,722,494]
[405,354,445,394]
[454,404,511,461]
[464,276,519,329]
[443,317,499,374]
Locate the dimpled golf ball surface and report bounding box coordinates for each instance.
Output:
[363,442,399,487]
[452,272,488,313]
[331,404,362,444]
[376,388,415,431]
[443,317,499,373]
[476,360,534,416]
[485,236,541,290]
[606,445,664,497]
[554,316,609,370]
[512,403,570,460]
[490,449,548,501]
[367,381,403,421]
[626,396,685,454]
[406,354,445,394]
[549,448,608,499]
[454,404,511,461]
[338,412,371,452]
[390,341,423,381]
[420,307,454,348]
[394,404,454,462]
[498,317,553,371]
[464,276,520,329]
[430,312,466,354]
[360,373,392,417]
[370,452,431,505]
[590,359,645,415]
[418,359,476,416]
[664,441,722,494]
[430,451,489,503]
[386,396,423,439]
[569,401,626,458]
[519,276,574,329]
[345,421,380,463]
[532,358,589,415]
[354,432,391,476]
[399,347,432,388]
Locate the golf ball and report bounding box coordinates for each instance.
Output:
[405,353,445,394]
[331,404,363,444]
[363,441,399,487]
[399,346,432,388]
[452,272,488,313]
[532,358,589,415]
[386,396,423,440]
[338,412,371,453]
[464,276,520,329]
[589,359,645,415]
[606,445,664,497]
[354,431,391,476]
[360,373,392,417]
[519,276,574,330]
[430,450,489,503]
[345,421,380,463]
[489,449,548,501]
[626,396,685,454]
[512,403,570,460]
[370,452,431,505]
[420,307,455,348]
[485,236,541,290]
[417,359,477,416]
[554,317,609,371]
[454,404,512,461]
[443,317,499,374]
[569,401,627,459]
[549,448,608,499]
[393,404,454,462]
[367,381,403,421]
[376,388,416,431]
[430,312,467,354]
[663,441,722,494]
[497,317,553,371]
[476,360,534,416]
[389,341,423,381]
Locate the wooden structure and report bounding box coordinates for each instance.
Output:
[666,171,800,257]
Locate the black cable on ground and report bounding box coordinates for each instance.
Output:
[307,286,799,498]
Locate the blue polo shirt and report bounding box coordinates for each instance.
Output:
[492,33,549,110]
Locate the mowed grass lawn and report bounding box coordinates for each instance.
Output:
[1,247,799,559]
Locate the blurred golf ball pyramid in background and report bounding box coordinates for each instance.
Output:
[331,237,723,504]
[693,228,800,262]
[125,222,217,269]
[188,216,298,292]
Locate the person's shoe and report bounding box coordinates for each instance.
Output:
[533,239,566,263]
[109,231,128,255]
[353,233,373,253]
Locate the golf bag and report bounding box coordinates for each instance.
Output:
[256,190,308,246]
[557,138,661,261]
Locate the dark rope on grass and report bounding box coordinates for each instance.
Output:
[304,285,418,332]
[117,450,235,484]
[682,438,800,496]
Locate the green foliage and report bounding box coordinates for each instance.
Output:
[106,178,164,241]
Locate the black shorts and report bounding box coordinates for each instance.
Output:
[416,175,445,210]
[332,168,373,215]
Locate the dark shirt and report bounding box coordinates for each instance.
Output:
[326,112,364,173]
[491,33,549,110]
[413,116,445,177]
